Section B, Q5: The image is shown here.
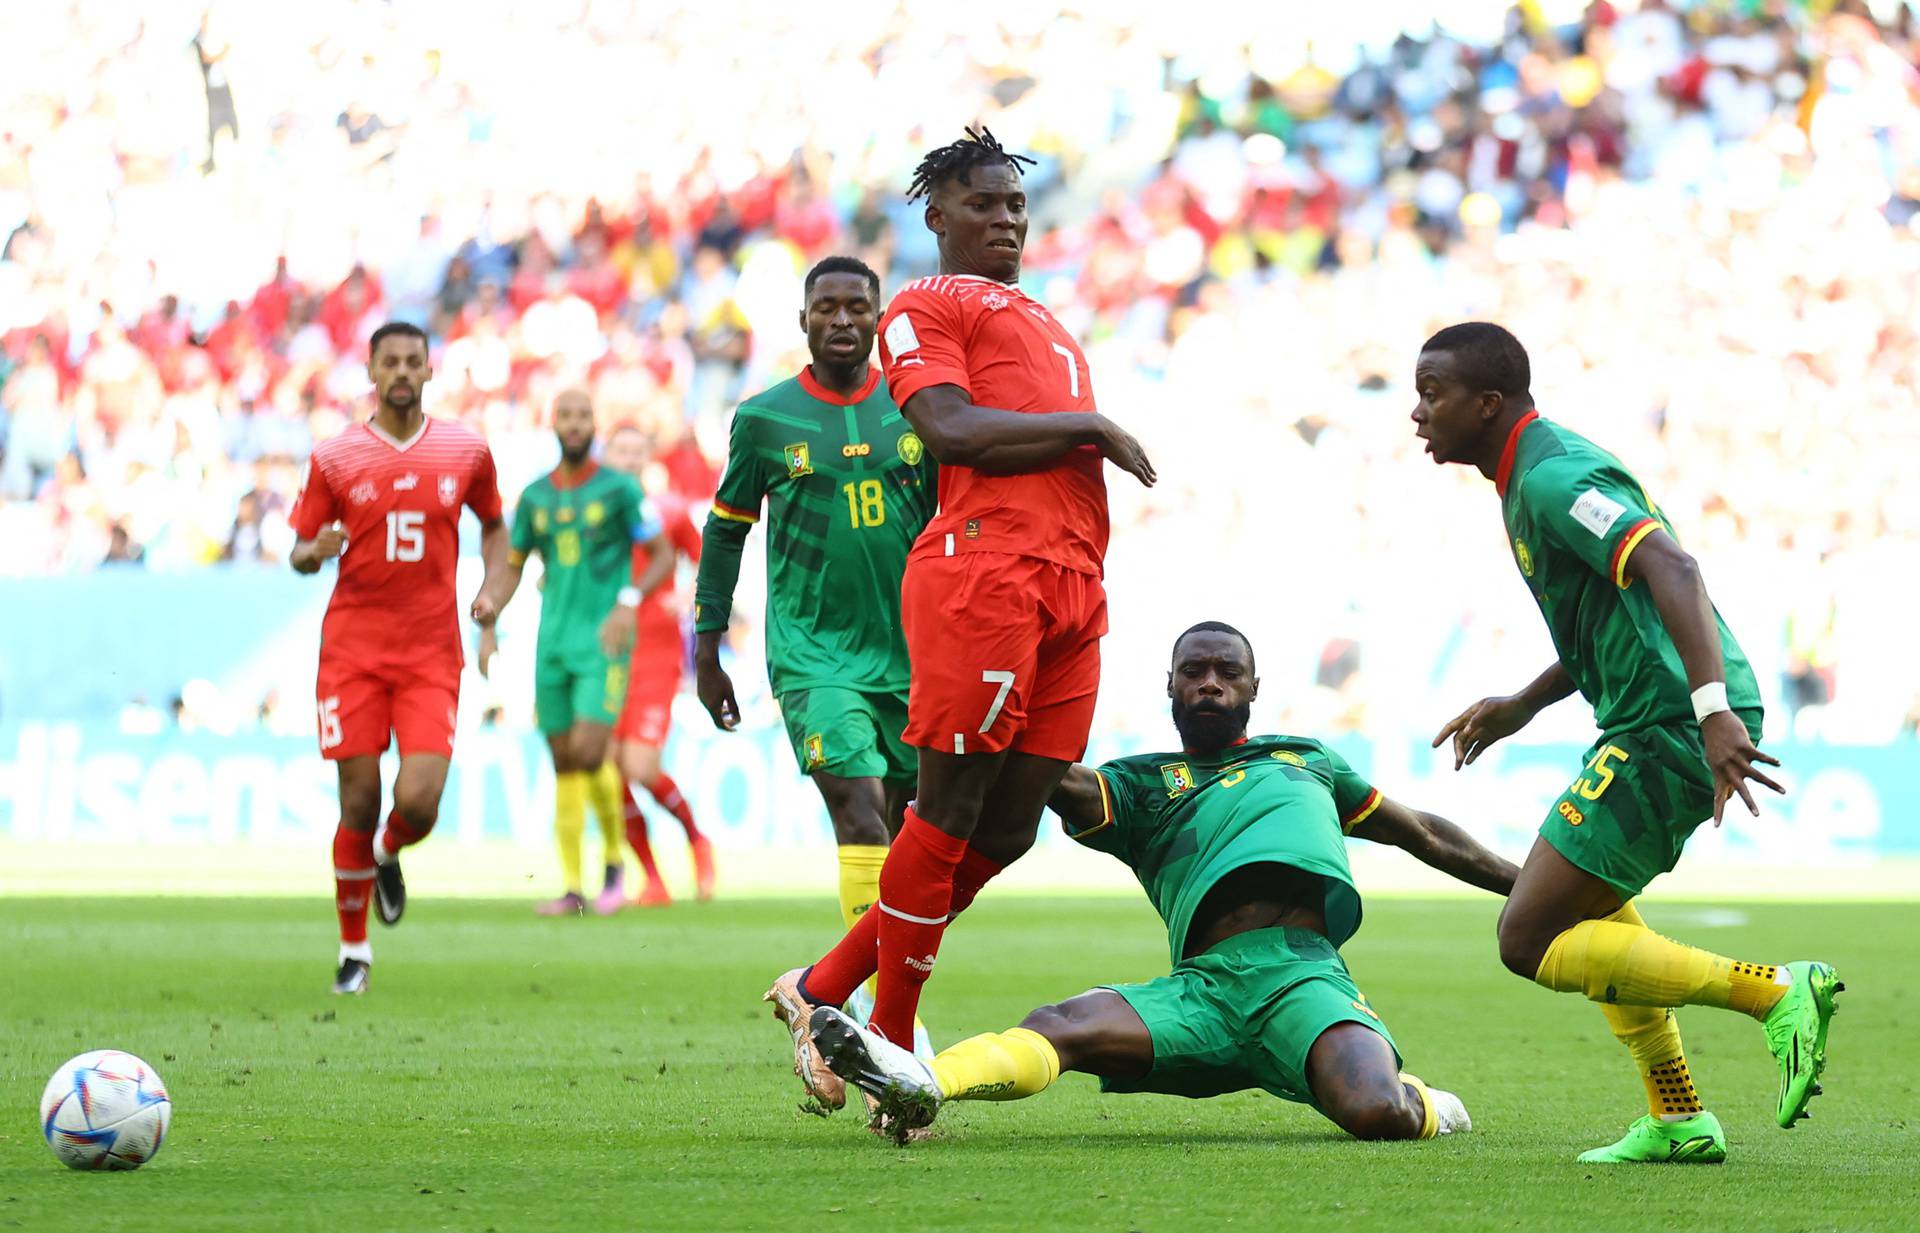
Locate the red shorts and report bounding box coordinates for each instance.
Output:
[614,641,682,748]
[901,551,1106,761]
[315,657,460,761]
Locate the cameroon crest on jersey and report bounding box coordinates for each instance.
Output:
[784,443,813,478]
[1161,762,1195,796]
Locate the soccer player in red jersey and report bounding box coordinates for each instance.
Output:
[767,129,1156,1111]
[289,322,513,995]
[604,424,713,909]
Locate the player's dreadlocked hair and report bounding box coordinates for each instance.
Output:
[906,126,1037,202]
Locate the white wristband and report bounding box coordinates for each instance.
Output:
[1691,682,1729,723]
[617,586,641,608]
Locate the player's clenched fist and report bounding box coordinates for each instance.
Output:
[312,523,348,559]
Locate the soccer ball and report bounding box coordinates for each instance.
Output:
[39,1050,172,1171]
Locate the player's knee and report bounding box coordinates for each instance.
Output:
[392,786,441,834]
[1333,1083,1424,1141]
[622,745,661,786]
[1497,916,1547,980]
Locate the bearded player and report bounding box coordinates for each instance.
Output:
[765,131,1156,1109]
[477,390,672,916]
[1413,322,1841,1163]
[697,256,937,1059]
[604,423,712,909]
[290,321,513,995]
[810,624,1513,1144]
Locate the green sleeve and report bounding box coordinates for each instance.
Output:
[710,408,772,524]
[1315,743,1384,834]
[1521,459,1663,588]
[1063,760,1142,857]
[509,488,538,559]
[693,410,769,634]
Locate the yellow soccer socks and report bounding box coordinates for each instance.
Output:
[1399,1073,1439,1139]
[1534,903,1790,1021]
[838,845,888,998]
[930,1029,1061,1102]
[586,762,625,863]
[837,844,889,930]
[554,770,588,894]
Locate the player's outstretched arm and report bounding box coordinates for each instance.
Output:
[902,385,1155,485]
[1431,661,1574,769]
[1349,797,1518,896]
[1622,528,1783,823]
[1045,765,1106,835]
[289,524,346,574]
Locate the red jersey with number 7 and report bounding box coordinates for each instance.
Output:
[289,417,503,670]
[878,275,1108,577]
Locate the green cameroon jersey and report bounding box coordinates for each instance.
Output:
[1067,736,1385,965]
[693,367,937,696]
[1497,412,1761,736]
[510,462,660,661]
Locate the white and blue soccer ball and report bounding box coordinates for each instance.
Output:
[39,1050,172,1171]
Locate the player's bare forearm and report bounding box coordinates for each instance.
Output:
[477,558,524,625]
[1625,531,1726,691]
[1516,662,1576,716]
[1046,765,1106,834]
[632,533,675,597]
[1351,798,1517,895]
[901,385,1100,473]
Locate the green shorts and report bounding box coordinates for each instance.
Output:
[1540,709,1762,900]
[533,650,627,735]
[1099,926,1398,1108]
[777,687,915,781]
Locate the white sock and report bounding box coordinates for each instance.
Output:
[372,821,395,867]
[339,941,373,964]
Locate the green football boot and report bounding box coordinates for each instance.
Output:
[1578,1112,1726,1164]
[1764,960,1843,1128]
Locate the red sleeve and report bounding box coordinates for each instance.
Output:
[465,443,504,522]
[288,455,339,538]
[673,509,703,563]
[878,286,970,406]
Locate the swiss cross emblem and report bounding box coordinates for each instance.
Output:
[438,475,458,507]
[349,480,378,505]
[982,291,1009,311]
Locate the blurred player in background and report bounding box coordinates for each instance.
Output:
[766,130,1155,1106]
[477,390,673,916]
[603,423,712,909]
[695,255,937,1078]
[1414,322,1842,1164]
[810,623,1513,1143]
[290,322,512,995]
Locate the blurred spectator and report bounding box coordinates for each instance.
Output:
[0,0,1916,740]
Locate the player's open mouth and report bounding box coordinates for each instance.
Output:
[987,239,1018,251]
[826,335,859,352]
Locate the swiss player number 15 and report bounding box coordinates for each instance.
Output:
[386,511,425,562]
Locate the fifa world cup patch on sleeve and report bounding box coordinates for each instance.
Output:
[884,313,919,357]
[1570,488,1628,538]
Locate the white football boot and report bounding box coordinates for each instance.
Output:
[809,1006,942,1144]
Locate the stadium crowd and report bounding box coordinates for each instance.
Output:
[3,1,1918,741]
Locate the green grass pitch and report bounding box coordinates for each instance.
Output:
[1,895,1912,1232]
